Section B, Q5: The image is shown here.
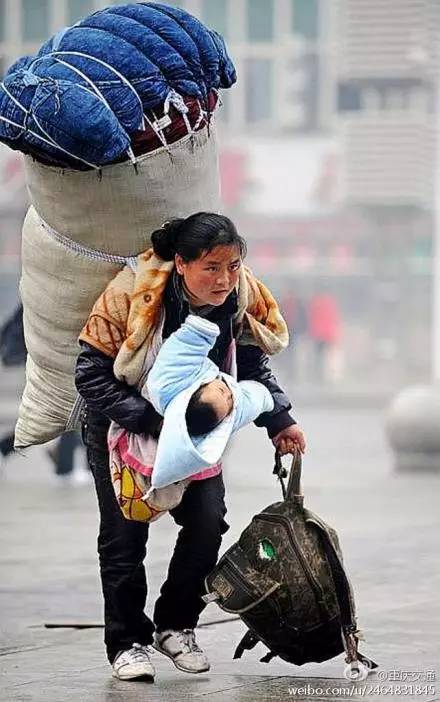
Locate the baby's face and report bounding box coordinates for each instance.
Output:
[200,378,234,423]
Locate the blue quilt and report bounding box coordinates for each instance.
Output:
[0,3,236,168]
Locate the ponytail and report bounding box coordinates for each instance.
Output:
[151,219,185,261]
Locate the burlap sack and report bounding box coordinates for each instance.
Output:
[16,125,220,449]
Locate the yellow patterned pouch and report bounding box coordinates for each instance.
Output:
[110,458,189,523]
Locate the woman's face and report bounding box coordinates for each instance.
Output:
[175,244,242,307]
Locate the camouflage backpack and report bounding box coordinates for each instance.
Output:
[203,450,377,678]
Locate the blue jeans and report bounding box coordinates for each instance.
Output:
[82,407,229,663]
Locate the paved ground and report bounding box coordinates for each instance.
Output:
[1,389,439,701]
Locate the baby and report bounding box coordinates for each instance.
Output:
[185,377,234,436]
[145,314,275,489]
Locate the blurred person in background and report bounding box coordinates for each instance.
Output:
[46,431,90,486]
[280,290,309,383]
[0,304,25,470]
[307,291,343,383]
[0,303,87,482]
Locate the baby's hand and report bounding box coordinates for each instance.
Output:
[271,425,306,456]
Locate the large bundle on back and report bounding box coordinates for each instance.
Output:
[0,2,236,449]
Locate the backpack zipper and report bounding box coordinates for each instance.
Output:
[217,557,280,614]
[253,513,326,616]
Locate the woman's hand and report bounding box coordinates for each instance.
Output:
[272,425,306,456]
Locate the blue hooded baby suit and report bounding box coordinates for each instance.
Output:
[146,315,274,489]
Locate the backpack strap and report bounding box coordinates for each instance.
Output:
[259,650,277,663]
[273,448,303,502]
[286,448,302,499]
[306,512,378,670]
[306,513,356,628]
[232,629,260,659]
[272,450,288,499]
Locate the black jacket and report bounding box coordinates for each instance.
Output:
[75,272,296,439]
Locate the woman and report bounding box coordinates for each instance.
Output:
[75,212,306,681]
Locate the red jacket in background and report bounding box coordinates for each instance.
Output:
[308,294,341,344]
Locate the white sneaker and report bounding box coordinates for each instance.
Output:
[153,628,210,674]
[71,464,93,486]
[112,643,155,681]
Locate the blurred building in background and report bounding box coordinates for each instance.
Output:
[336,0,438,385]
[0,0,437,387]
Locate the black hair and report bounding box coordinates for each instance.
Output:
[151,212,247,263]
[185,385,223,437]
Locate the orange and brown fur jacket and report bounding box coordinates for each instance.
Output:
[79,248,290,390]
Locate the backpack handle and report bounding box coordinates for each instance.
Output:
[273,449,303,501]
